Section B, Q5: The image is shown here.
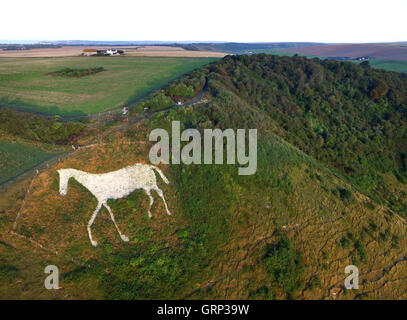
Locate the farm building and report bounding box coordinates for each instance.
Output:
[82,48,121,56]
[83,49,99,56]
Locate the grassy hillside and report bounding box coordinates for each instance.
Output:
[0,108,86,145]
[1,54,407,299]
[0,140,54,184]
[201,55,407,215]
[0,56,218,115]
[1,100,406,300]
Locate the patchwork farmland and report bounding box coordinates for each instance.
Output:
[0,56,219,115]
[0,45,227,58]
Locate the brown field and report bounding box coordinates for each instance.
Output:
[286,43,407,60]
[0,45,227,58]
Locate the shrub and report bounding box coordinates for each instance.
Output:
[338,187,354,204]
[263,234,305,299]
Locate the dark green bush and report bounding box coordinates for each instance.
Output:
[48,67,105,78]
[263,234,305,299]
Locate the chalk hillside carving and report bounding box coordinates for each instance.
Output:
[57,164,171,247]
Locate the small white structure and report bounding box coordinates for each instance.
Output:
[82,48,121,56]
[106,49,120,55]
[122,107,128,115]
[58,164,171,246]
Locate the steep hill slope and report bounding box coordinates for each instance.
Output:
[1,54,407,299]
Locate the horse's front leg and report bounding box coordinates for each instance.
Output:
[88,202,102,247]
[103,202,129,242]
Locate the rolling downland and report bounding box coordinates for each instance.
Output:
[1,54,407,299]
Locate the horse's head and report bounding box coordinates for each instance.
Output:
[57,169,70,196]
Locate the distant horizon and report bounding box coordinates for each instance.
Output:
[2,0,407,44]
[1,40,407,45]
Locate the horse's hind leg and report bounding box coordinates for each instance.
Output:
[103,203,129,242]
[88,202,102,247]
[154,187,171,216]
[145,189,154,218]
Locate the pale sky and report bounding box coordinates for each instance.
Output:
[1,0,406,43]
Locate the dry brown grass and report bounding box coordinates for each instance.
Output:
[2,120,407,299]
[0,46,227,58]
[3,133,407,300]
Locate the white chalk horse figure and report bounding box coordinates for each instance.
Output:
[57,164,171,247]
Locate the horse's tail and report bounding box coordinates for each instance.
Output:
[150,165,170,184]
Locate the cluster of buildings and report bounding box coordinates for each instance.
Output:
[354,56,373,61]
[82,48,121,56]
[326,55,373,61]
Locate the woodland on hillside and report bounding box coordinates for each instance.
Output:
[143,54,407,217]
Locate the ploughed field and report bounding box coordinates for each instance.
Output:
[0,45,227,58]
[285,43,407,61]
[0,56,218,115]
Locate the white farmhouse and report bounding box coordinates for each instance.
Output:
[106,49,120,55]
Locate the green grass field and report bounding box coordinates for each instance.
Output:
[368,60,407,73]
[0,140,54,184]
[0,57,218,115]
